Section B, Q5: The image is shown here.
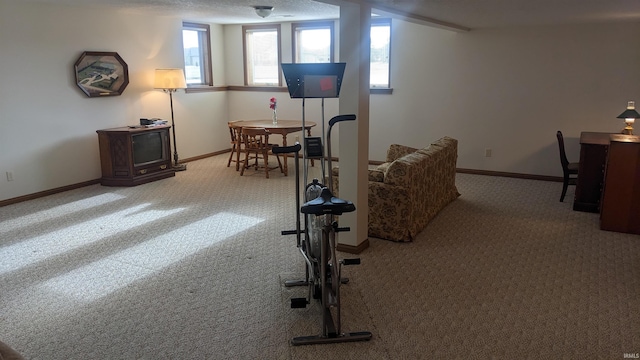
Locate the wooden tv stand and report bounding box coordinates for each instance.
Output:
[97,125,175,186]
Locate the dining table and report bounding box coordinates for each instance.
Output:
[232,119,317,176]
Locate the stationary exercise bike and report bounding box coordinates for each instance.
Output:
[275,114,372,346]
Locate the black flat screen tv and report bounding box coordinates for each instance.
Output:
[281,63,346,99]
[132,130,167,166]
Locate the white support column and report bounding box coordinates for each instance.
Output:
[337,3,371,253]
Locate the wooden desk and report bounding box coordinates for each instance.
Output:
[233,120,316,176]
[600,135,640,234]
[573,132,611,212]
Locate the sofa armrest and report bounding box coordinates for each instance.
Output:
[368,181,412,241]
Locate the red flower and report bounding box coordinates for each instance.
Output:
[269,97,277,110]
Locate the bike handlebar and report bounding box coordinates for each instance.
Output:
[328,114,356,127]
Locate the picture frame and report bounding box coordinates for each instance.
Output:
[74,51,129,98]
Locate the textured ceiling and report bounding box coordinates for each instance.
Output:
[19,0,340,24]
[360,0,640,29]
[17,0,640,29]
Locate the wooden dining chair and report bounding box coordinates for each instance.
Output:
[227,121,258,171]
[227,121,242,170]
[556,130,579,202]
[240,127,283,178]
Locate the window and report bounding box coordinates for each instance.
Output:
[292,21,334,63]
[243,24,282,86]
[370,18,391,88]
[182,22,213,86]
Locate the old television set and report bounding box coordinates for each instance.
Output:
[132,130,168,166]
[97,125,174,186]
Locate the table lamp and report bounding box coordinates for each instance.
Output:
[154,68,187,171]
[616,101,639,135]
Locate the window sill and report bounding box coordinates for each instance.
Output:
[227,85,289,92]
[183,85,393,95]
[371,88,393,95]
[185,85,227,94]
[227,85,394,95]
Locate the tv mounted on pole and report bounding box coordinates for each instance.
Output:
[281,63,347,184]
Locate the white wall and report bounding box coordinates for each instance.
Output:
[368,20,639,176]
[1,0,639,202]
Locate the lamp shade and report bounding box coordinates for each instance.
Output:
[616,109,640,119]
[617,101,639,118]
[154,68,187,90]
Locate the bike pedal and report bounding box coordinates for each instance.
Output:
[343,258,361,265]
[291,298,308,308]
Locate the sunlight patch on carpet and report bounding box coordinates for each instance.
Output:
[38,212,263,302]
[0,203,184,275]
[0,193,126,234]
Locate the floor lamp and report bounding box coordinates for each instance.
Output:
[154,68,188,171]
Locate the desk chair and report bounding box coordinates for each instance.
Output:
[240,127,283,178]
[556,131,579,202]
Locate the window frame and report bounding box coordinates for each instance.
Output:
[242,24,283,87]
[291,21,335,64]
[182,22,213,88]
[370,17,392,90]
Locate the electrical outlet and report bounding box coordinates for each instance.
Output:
[485,148,492,157]
[6,171,14,181]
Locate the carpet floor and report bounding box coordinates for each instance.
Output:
[1,154,638,359]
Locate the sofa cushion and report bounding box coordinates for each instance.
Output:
[368,169,385,182]
[430,136,456,148]
[330,167,385,193]
[374,162,391,173]
[331,167,384,182]
[384,151,428,188]
[386,144,419,162]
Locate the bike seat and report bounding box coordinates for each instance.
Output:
[301,187,356,215]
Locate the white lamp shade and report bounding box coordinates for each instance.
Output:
[154,68,187,90]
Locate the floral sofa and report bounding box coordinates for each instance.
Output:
[332,136,460,242]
